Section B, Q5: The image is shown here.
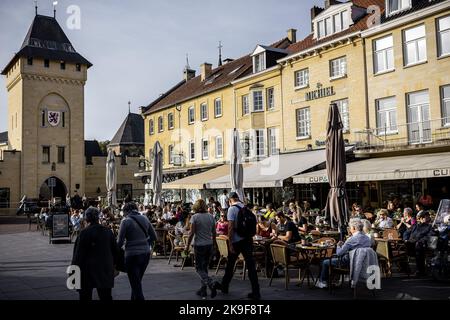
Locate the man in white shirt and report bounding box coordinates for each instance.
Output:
[218,190,229,212]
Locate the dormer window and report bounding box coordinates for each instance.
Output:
[253,53,265,73]
[386,0,411,17]
[316,10,349,39]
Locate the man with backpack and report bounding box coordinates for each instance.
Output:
[216,192,260,300]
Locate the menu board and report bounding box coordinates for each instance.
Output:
[52,213,70,238]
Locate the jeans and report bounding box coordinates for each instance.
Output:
[194,245,214,287]
[125,252,150,300]
[222,238,260,295]
[79,288,112,301]
[320,256,349,283]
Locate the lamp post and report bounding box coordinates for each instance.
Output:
[175,104,185,203]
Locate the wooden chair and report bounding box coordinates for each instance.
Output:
[154,229,168,257]
[215,236,230,274]
[328,254,352,295]
[375,239,409,277]
[167,232,185,265]
[269,243,305,290]
[215,236,246,279]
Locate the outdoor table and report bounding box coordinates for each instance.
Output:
[295,243,335,287]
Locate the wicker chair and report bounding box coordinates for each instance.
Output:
[167,232,185,265]
[269,243,306,290]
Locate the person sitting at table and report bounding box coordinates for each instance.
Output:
[70,209,82,231]
[316,218,372,289]
[252,206,260,216]
[174,212,191,246]
[288,202,301,220]
[272,212,301,244]
[263,204,276,221]
[415,202,425,218]
[403,211,433,277]
[396,207,416,239]
[351,205,365,219]
[216,212,229,236]
[362,219,375,247]
[293,209,308,234]
[375,209,394,229]
[256,215,273,238]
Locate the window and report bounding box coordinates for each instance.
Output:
[189,141,195,161]
[41,110,45,127]
[437,15,450,57]
[76,63,81,72]
[266,87,274,110]
[253,53,265,73]
[168,113,174,130]
[325,17,332,36]
[252,91,263,112]
[387,0,411,16]
[255,129,265,157]
[242,95,249,115]
[296,108,311,138]
[214,98,222,117]
[294,68,309,88]
[200,103,208,121]
[317,10,349,39]
[60,61,65,70]
[44,59,49,68]
[441,85,450,126]
[188,106,195,124]
[57,146,65,163]
[168,145,174,164]
[0,188,10,208]
[215,136,223,158]
[242,132,251,158]
[330,57,347,79]
[376,96,398,134]
[149,119,154,135]
[318,20,325,38]
[158,116,164,132]
[202,139,209,160]
[374,35,394,74]
[332,99,349,133]
[333,13,342,33]
[267,127,278,155]
[403,24,427,66]
[62,112,65,127]
[42,146,50,163]
[27,57,33,65]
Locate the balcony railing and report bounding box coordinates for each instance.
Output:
[355,118,450,154]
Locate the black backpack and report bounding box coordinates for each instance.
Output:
[234,204,257,238]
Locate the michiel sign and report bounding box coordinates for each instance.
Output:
[305,86,335,101]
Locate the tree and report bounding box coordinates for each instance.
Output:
[98,140,110,155]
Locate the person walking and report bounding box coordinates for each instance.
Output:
[218,190,229,212]
[71,207,118,300]
[117,202,157,300]
[216,192,261,300]
[184,199,218,299]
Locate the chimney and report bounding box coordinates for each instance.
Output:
[200,63,212,81]
[324,0,338,9]
[287,28,297,43]
[311,6,325,32]
[183,68,196,81]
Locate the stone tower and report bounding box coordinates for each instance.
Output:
[1,14,92,201]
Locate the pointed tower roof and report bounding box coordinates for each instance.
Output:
[109,113,144,147]
[2,14,92,75]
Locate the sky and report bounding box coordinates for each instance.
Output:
[0,0,323,141]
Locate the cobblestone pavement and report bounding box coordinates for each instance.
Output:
[0,225,449,300]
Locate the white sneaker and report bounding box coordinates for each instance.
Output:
[315,281,328,289]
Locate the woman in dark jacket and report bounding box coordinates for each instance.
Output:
[72,207,118,300]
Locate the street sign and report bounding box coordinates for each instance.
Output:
[48,178,56,188]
